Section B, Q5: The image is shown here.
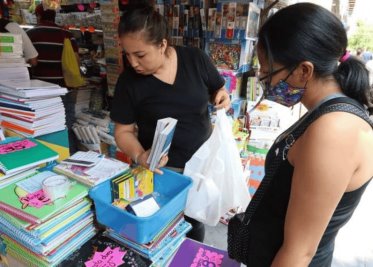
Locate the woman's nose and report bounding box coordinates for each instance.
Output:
[127,55,139,68]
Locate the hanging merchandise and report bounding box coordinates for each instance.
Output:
[42,0,60,11]
[61,38,85,88]
[183,109,251,226]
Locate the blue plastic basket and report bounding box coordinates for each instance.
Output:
[89,169,192,244]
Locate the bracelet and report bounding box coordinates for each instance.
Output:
[134,153,140,165]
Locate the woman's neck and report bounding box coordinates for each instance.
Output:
[301,77,344,110]
[155,47,175,74]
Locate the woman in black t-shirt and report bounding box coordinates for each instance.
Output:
[110,5,230,242]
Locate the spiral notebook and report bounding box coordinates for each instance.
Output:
[168,238,241,267]
[3,224,96,267]
[0,170,88,224]
[0,197,90,236]
[0,138,58,175]
[0,209,93,255]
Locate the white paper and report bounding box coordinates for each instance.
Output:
[16,171,56,193]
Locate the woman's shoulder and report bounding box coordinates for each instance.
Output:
[3,21,23,33]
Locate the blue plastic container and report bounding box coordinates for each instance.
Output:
[89,169,192,244]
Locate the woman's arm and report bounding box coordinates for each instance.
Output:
[114,122,168,174]
[271,112,359,267]
[114,122,144,164]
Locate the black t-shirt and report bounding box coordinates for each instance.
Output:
[110,46,225,168]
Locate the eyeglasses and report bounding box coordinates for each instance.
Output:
[258,66,288,81]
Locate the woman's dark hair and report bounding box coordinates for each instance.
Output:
[258,3,372,113]
[118,4,169,47]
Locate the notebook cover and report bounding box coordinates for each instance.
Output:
[59,232,152,267]
[105,213,184,257]
[0,197,90,236]
[106,220,192,261]
[28,198,90,234]
[0,170,88,224]
[168,238,241,267]
[3,224,96,267]
[0,210,93,254]
[0,138,58,174]
[53,156,129,187]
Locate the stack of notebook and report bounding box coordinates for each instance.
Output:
[0,137,59,189]
[105,213,192,266]
[58,232,153,267]
[147,117,178,171]
[0,169,96,267]
[69,87,93,114]
[53,150,130,187]
[0,79,68,137]
[0,33,30,81]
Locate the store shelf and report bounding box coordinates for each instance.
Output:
[20,24,103,33]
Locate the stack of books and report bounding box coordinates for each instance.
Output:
[0,33,30,81]
[147,117,178,171]
[0,137,59,189]
[0,169,96,267]
[69,87,93,114]
[58,232,153,267]
[100,0,122,96]
[53,150,130,187]
[0,79,68,137]
[72,110,116,149]
[104,213,192,266]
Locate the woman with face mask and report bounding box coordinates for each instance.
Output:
[228,3,373,267]
[110,5,230,243]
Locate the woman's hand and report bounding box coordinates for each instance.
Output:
[136,150,169,175]
[214,88,231,110]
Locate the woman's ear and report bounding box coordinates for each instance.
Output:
[296,61,314,82]
[160,39,168,54]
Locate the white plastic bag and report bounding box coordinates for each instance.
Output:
[183,109,251,226]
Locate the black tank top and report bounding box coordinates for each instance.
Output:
[246,97,373,267]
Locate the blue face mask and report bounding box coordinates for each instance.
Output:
[259,67,307,107]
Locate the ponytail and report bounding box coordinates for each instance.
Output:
[334,57,373,115]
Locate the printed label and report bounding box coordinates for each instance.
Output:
[191,248,224,267]
[85,247,126,267]
[0,139,36,154]
[19,189,51,209]
[0,36,15,43]
[0,46,13,53]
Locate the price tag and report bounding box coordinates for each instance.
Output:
[85,247,126,267]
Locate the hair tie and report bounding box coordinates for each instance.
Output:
[339,51,350,63]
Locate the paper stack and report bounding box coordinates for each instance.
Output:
[53,150,129,187]
[69,87,93,114]
[72,110,116,152]
[147,117,178,171]
[59,233,153,266]
[105,213,192,266]
[0,169,96,267]
[0,137,58,189]
[0,79,68,137]
[0,33,30,81]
